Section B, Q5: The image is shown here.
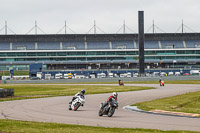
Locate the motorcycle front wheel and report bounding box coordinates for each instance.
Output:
[108,108,115,117]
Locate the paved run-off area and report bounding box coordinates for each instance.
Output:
[0,84,200,131]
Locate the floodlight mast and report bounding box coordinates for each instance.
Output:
[123,20,125,34]
[138,11,145,76]
[94,20,96,34]
[65,20,67,34]
[35,21,37,35]
[153,20,155,34]
[5,21,7,35]
[182,19,184,33]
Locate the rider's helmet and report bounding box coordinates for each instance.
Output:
[112,92,118,98]
[81,89,85,95]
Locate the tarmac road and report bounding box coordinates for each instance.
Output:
[0,84,200,131]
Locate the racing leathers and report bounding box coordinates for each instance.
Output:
[69,92,85,105]
[101,95,118,109]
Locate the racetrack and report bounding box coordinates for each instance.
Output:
[0,84,200,131]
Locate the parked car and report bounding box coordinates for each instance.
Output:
[160,72,167,77]
[184,73,190,76]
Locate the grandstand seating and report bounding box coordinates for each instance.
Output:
[112,41,134,49]
[144,41,159,49]
[135,41,159,49]
[38,42,60,50]
[0,43,10,50]
[188,59,200,62]
[185,40,200,48]
[63,41,85,50]
[160,40,184,49]
[87,41,109,49]
[1,40,195,51]
[162,59,188,63]
[145,59,160,63]
[12,42,35,50]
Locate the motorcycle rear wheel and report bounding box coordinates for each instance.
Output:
[68,106,72,110]
[98,109,103,116]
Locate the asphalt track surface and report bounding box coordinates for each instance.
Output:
[0,84,200,131]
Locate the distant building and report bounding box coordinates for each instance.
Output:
[0,33,200,70]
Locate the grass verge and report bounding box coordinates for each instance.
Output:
[21,80,200,84]
[0,119,198,133]
[0,70,29,76]
[133,91,200,114]
[102,80,200,84]
[0,84,154,102]
[123,80,200,84]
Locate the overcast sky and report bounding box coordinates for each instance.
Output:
[0,0,200,34]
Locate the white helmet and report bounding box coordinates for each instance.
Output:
[112,92,118,98]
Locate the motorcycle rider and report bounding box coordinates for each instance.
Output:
[101,92,118,109]
[159,78,164,86]
[159,78,162,86]
[69,89,85,105]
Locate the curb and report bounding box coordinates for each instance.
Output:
[123,105,200,118]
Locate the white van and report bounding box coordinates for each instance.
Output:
[55,73,62,79]
[120,73,125,78]
[45,74,51,80]
[133,73,139,77]
[63,74,68,79]
[175,72,181,76]
[160,72,167,77]
[108,73,114,78]
[190,70,200,75]
[97,73,102,78]
[100,73,106,78]
[153,72,160,77]
[127,72,132,78]
[114,73,119,78]
[36,72,42,79]
[90,74,96,78]
[168,72,174,76]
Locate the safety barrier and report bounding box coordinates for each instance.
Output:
[0,88,14,98]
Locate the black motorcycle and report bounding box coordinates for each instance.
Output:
[98,98,118,117]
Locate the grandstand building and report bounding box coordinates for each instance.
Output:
[0,33,200,71]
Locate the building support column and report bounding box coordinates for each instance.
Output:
[60,42,63,50]
[35,42,38,50]
[10,42,12,50]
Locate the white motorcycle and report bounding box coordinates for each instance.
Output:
[69,95,85,111]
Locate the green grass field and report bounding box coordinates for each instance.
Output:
[0,119,198,133]
[124,80,200,84]
[133,91,200,114]
[0,82,200,132]
[0,84,154,102]
[27,80,200,84]
[123,80,200,84]
[0,70,29,76]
